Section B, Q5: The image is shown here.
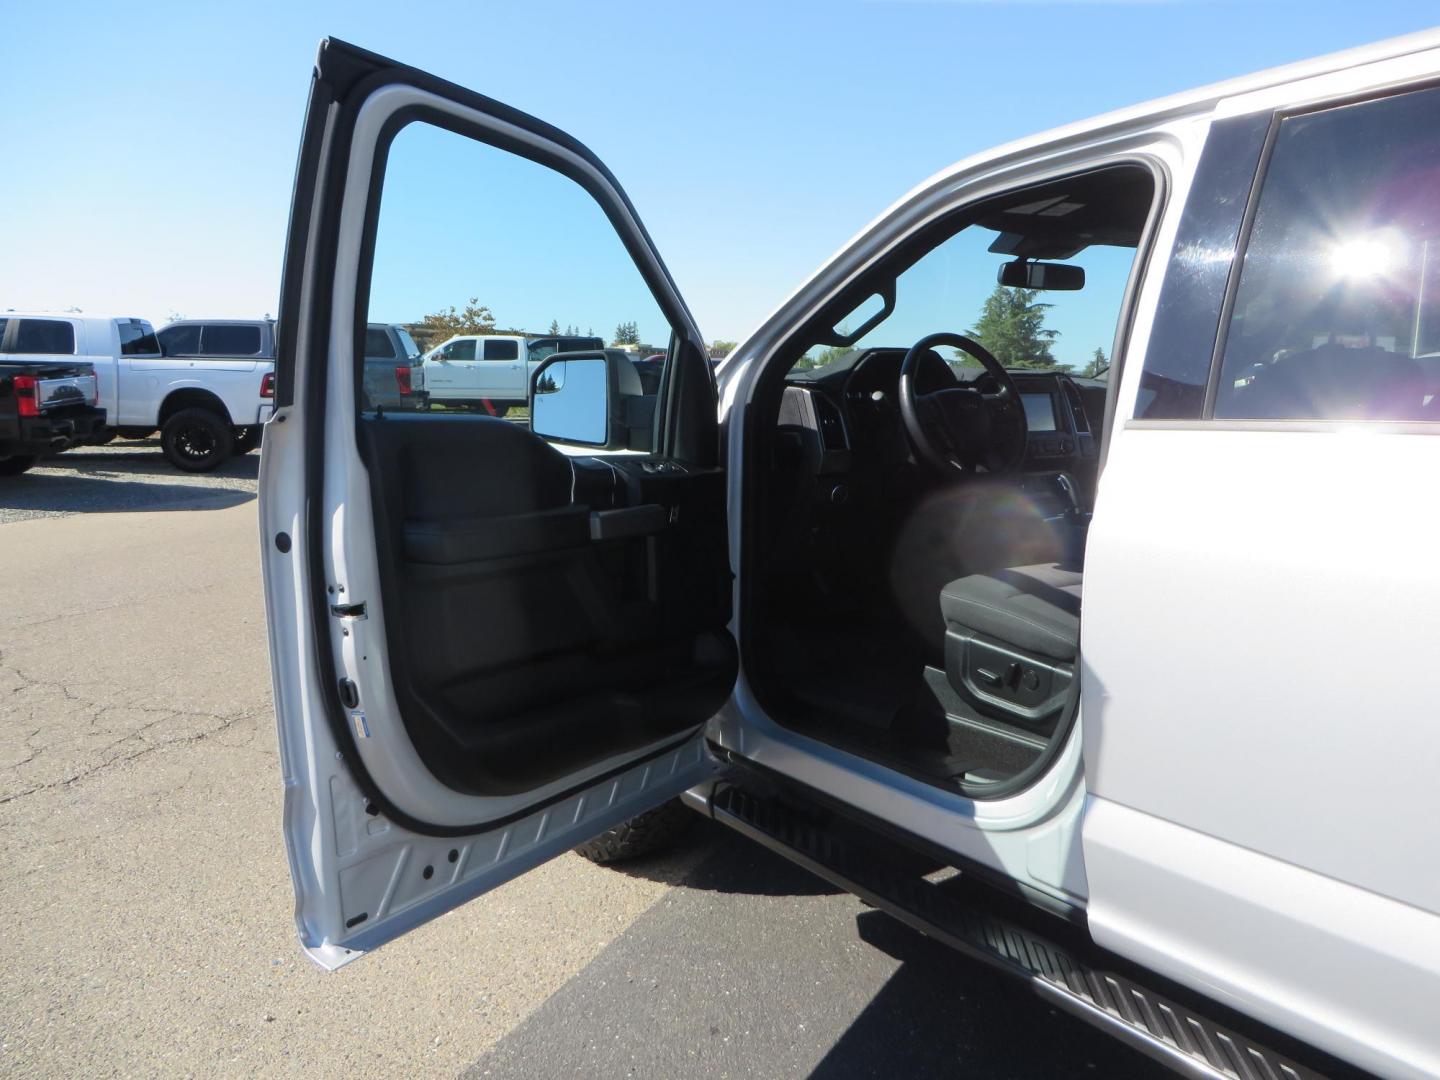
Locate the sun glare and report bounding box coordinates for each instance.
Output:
[1328,234,1404,280]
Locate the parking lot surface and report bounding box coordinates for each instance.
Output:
[0,448,1161,1078]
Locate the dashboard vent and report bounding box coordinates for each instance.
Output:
[1062,381,1090,433]
[811,392,848,451]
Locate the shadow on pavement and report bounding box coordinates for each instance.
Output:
[0,472,255,515]
[38,444,261,480]
[804,910,1166,1079]
[605,817,844,897]
[1,443,258,516]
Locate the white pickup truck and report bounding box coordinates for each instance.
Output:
[0,313,276,472]
[419,332,602,413]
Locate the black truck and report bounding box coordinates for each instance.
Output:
[0,360,106,476]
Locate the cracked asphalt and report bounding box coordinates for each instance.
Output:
[0,453,1160,1079]
[0,476,711,1078]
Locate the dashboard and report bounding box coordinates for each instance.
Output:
[781,347,1100,476]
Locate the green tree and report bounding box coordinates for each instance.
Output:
[964,285,1058,369]
[612,320,640,346]
[412,297,497,353]
[710,339,738,358]
[548,319,561,335]
[1081,347,1108,378]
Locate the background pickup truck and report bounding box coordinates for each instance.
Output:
[361,322,422,410]
[0,359,105,476]
[0,313,275,472]
[419,333,603,413]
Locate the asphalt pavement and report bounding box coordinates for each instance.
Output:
[0,445,1163,1079]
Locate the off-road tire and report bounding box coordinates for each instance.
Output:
[0,455,38,476]
[573,798,694,865]
[161,408,233,473]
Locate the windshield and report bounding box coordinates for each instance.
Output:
[792,223,1136,378]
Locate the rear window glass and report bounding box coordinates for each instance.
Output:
[159,325,201,355]
[200,324,262,356]
[1217,86,1440,422]
[5,318,76,354]
[118,319,160,356]
[364,328,395,358]
[484,338,519,360]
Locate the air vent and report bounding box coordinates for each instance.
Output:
[1062,381,1090,433]
[810,392,848,451]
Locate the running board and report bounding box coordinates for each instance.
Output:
[689,780,1333,1080]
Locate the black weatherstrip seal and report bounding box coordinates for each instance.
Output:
[285,37,708,837]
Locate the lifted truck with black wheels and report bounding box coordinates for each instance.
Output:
[0,360,105,476]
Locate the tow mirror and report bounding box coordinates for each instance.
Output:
[998,260,1085,291]
[531,349,655,452]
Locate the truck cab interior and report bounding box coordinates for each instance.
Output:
[746,164,1157,797]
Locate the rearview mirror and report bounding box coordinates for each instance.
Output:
[998,260,1085,291]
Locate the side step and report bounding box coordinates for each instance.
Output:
[689,780,1335,1080]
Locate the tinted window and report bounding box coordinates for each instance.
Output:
[118,319,160,356]
[483,338,519,360]
[395,328,420,358]
[364,328,395,358]
[200,324,262,357]
[445,339,476,361]
[1217,87,1440,422]
[1134,115,1269,419]
[7,318,76,355]
[159,325,201,355]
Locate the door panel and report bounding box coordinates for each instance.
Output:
[262,38,732,966]
[1083,81,1440,1079]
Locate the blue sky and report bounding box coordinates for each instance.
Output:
[4,0,1439,357]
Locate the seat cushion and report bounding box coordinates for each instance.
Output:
[940,563,1082,661]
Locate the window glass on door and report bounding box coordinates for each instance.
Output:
[199,324,262,357]
[159,324,201,355]
[118,319,161,356]
[366,118,670,445]
[1216,86,1440,422]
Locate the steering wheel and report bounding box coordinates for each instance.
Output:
[898,332,1028,475]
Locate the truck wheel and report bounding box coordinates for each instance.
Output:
[0,455,38,476]
[232,426,263,455]
[573,798,694,865]
[161,409,233,472]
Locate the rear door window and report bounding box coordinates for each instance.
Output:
[118,319,161,356]
[159,325,201,355]
[199,324,263,357]
[4,318,76,355]
[364,328,396,358]
[483,338,519,361]
[1216,85,1440,422]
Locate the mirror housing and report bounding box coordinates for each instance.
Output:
[998,260,1085,291]
[530,350,652,451]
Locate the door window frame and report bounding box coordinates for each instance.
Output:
[280,58,718,834]
[729,150,1169,810]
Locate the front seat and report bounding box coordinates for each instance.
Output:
[939,563,1081,728]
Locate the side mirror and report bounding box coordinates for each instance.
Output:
[530,352,615,448]
[530,350,654,451]
[998,260,1085,291]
